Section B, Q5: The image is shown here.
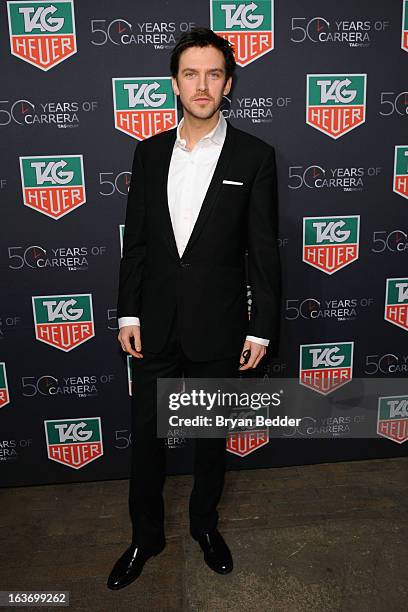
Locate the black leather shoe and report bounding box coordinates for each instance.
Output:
[107,542,165,590]
[196,529,233,574]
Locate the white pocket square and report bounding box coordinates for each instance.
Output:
[223,179,244,185]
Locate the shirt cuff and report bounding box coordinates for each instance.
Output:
[118,317,140,328]
[246,335,269,347]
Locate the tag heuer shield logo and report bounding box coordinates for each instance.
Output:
[393,145,408,200]
[378,396,408,444]
[32,293,95,351]
[303,215,360,274]
[44,417,103,469]
[7,0,77,71]
[0,363,10,409]
[300,342,354,395]
[112,77,177,140]
[19,155,86,219]
[306,74,367,139]
[402,1,408,52]
[227,430,268,456]
[385,278,408,331]
[226,405,269,456]
[210,0,274,67]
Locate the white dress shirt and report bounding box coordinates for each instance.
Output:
[118,113,269,347]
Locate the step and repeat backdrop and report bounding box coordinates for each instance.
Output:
[1,0,408,487]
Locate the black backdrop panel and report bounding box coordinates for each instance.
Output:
[1,0,407,486]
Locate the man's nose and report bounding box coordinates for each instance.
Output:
[197,75,208,92]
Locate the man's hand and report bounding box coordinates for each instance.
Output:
[118,325,143,358]
[238,340,267,370]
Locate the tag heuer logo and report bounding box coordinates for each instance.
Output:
[112,77,177,140]
[7,0,77,71]
[378,396,408,444]
[402,1,408,52]
[227,406,269,456]
[32,293,95,351]
[210,0,274,67]
[300,342,354,395]
[19,155,86,220]
[306,74,367,139]
[44,417,103,469]
[303,215,360,274]
[385,278,408,331]
[0,363,10,409]
[393,145,408,200]
[227,430,268,456]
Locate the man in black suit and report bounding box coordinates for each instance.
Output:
[107,27,281,589]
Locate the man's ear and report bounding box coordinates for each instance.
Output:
[171,76,180,96]
[223,76,232,96]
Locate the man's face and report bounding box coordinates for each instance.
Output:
[172,45,232,121]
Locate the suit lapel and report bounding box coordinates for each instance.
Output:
[159,119,236,260]
[158,127,179,259]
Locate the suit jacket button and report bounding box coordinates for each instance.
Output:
[181,262,190,267]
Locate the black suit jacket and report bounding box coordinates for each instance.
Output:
[117,119,281,361]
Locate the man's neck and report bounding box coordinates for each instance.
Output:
[180,111,220,151]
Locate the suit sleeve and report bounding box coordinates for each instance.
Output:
[116,143,146,319]
[247,146,281,346]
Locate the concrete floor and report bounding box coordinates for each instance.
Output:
[1,457,407,612]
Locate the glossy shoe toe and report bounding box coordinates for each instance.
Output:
[196,529,233,574]
[107,543,165,590]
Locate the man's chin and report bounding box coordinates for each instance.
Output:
[183,102,220,122]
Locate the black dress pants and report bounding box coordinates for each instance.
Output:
[128,308,242,552]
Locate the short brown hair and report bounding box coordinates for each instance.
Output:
[170,27,236,81]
